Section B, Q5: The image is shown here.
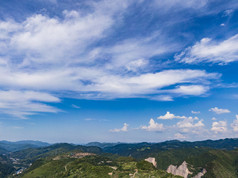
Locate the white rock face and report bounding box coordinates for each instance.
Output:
[167,161,206,178]
[192,169,207,178]
[167,161,192,178]
[144,157,157,168]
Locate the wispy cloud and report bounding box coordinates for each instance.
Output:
[191,111,200,114]
[0,90,60,119]
[168,85,209,96]
[209,107,231,114]
[175,34,238,64]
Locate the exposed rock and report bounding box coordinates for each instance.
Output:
[145,157,157,167]
[167,161,192,178]
[110,166,117,170]
[53,152,95,160]
[167,161,207,178]
[192,169,207,178]
[69,152,95,158]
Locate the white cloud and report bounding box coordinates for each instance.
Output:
[191,111,200,114]
[169,85,209,96]
[231,115,238,132]
[103,33,180,70]
[174,116,205,135]
[175,34,238,64]
[125,58,148,72]
[0,0,222,118]
[176,117,204,129]
[150,95,174,101]
[0,90,60,119]
[96,70,218,97]
[158,111,186,120]
[209,107,230,114]
[211,121,227,133]
[6,4,121,64]
[110,123,129,132]
[174,133,186,139]
[141,118,164,131]
[0,8,219,98]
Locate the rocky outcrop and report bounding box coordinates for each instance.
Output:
[53,152,95,160]
[192,168,207,178]
[167,161,192,178]
[167,161,206,178]
[144,157,157,168]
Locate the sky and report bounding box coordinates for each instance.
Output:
[0,0,238,143]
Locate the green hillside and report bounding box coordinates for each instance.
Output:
[19,155,180,178]
[1,138,238,177]
[150,148,238,178]
[0,155,15,178]
[11,143,102,164]
[14,146,238,178]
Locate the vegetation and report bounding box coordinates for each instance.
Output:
[103,138,238,158]
[11,143,102,164]
[1,138,238,177]
[0,155,15,178]
[0,141,50,152]
[151,148,238,178]
[18,155,179,178]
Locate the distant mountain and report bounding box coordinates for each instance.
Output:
[0,140,50,152]
[85,142,122,148]
[11,143,102,164]
[102,138,238,158]
[1,138,238,177]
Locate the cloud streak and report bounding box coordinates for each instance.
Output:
[176,34,238,64]
[209,107,231,114]
[0,90,60,119]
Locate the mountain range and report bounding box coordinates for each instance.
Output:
[1,138,238,177]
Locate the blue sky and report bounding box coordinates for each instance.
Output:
[0,0,238,143]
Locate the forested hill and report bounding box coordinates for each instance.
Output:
[0,140,50,153]
[102,138,238,157]
[1,138,238,177]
